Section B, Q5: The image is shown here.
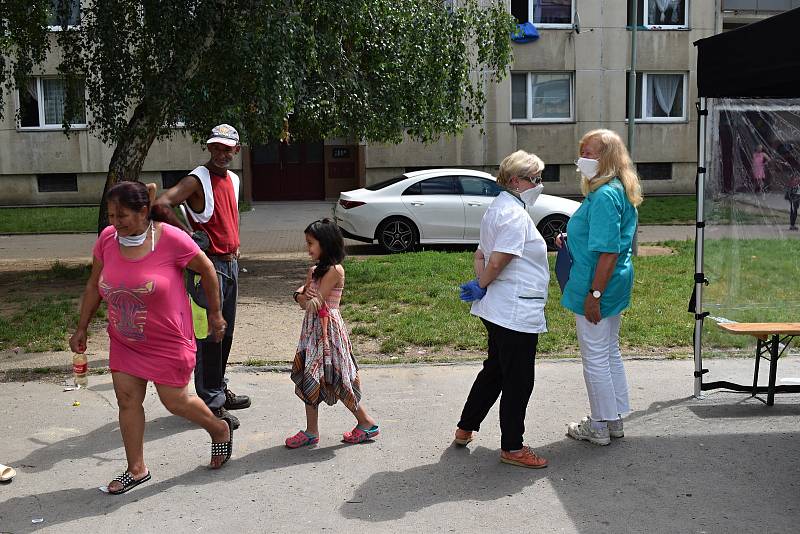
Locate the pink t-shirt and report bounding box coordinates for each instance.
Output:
[93,223,200,387]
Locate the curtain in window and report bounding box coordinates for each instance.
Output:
[42,78,66,125]
[649,74,681,117]
[650,0,682,24]
[532,0,571,24]
[531,73,570,119]
[48,0,80,27]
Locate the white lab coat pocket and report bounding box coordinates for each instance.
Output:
[515,288,548,331]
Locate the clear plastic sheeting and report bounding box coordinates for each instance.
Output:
[702,98,800,352]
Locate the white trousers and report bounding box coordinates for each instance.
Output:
[574,314,630,421]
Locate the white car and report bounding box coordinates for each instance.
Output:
[333,168,580,253]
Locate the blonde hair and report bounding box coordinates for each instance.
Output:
[496,150,545,189]
[578,129,643,207]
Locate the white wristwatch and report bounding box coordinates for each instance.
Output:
[590,289,602,299]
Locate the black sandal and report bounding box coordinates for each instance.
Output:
[211,415,234,468]
[108,470,151,495]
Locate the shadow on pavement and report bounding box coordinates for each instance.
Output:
[0,443,349,531]
[339,430,800,532]
[11,415,195,474]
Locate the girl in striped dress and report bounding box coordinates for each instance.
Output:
[285,218,379,448]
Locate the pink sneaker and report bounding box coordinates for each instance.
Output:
[342,425,380,444]
[285,430,319,449]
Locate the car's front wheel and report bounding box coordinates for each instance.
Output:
[537,214,569,252]
[376,217,418,253]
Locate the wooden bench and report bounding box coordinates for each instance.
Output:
[714,322,800,405]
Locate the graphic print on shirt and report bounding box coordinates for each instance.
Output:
[99,277,155,341]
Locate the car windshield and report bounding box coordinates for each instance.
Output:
[365,175,408,191]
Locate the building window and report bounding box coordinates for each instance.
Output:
[18,77,86,129]
[48,0,81,30]
[626,72,687,122]
[511,72,573,122]
[636,163,672,180]
[511,0,573,27]
[161,171,190,189]
[542,165,560,182]
[628,0,688,29]
[37,173,78,192]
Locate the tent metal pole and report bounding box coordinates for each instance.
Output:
[693,97,708,399]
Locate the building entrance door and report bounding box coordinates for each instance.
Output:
[251,141,325,200]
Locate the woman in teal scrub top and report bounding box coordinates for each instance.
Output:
[558,129,643,446]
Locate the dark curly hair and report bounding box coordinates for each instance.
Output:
[305,218,345,280]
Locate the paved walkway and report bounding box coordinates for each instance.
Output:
[4,192,800,260]
[2,359,799,532]
[1,201,700,261]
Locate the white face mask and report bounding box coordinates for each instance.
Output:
[576,157,600,180]
[520,184,543,206]
[117,221,154,251]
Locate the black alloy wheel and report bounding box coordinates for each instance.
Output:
[377,217,417,253]
[537,214,570,252]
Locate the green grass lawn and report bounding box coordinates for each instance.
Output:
[343,238,800,356]
[342,242,695,355]
[0,206,99,233]
[638,196,696,225]
[0,262,103,352]
[2,238,796,358]
[0,201,252,233]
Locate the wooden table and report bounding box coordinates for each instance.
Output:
[714,322,800,405]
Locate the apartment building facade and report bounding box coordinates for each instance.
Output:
[0,1,796,205]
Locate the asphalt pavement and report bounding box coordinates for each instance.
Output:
[2,359,799,533]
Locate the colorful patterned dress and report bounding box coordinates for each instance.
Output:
[290,273,361,411]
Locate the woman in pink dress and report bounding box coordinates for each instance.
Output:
[69,181,233,495]
[752,145,770,194]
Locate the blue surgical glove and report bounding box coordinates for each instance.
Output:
[459,279,487,302]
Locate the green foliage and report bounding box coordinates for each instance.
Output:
[0,1,49,120]
[2,0,515,146]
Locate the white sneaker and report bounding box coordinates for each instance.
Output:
[607,419,624,438]
[566,417,611,446]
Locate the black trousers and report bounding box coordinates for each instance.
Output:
[194,257,238,409]
[457,318,538,452]
[790,198,800,227]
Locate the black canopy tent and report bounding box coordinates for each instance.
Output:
[691,8,800,400]
[696,8,800,99]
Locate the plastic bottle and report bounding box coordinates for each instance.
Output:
[72,353,88,388]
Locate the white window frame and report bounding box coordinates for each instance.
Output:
[629,72,688,123]
[510,71,575,124]
[642,0,689,30]
[46,0,81,31]
[517,0,574,29]
[16,76,87,131]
